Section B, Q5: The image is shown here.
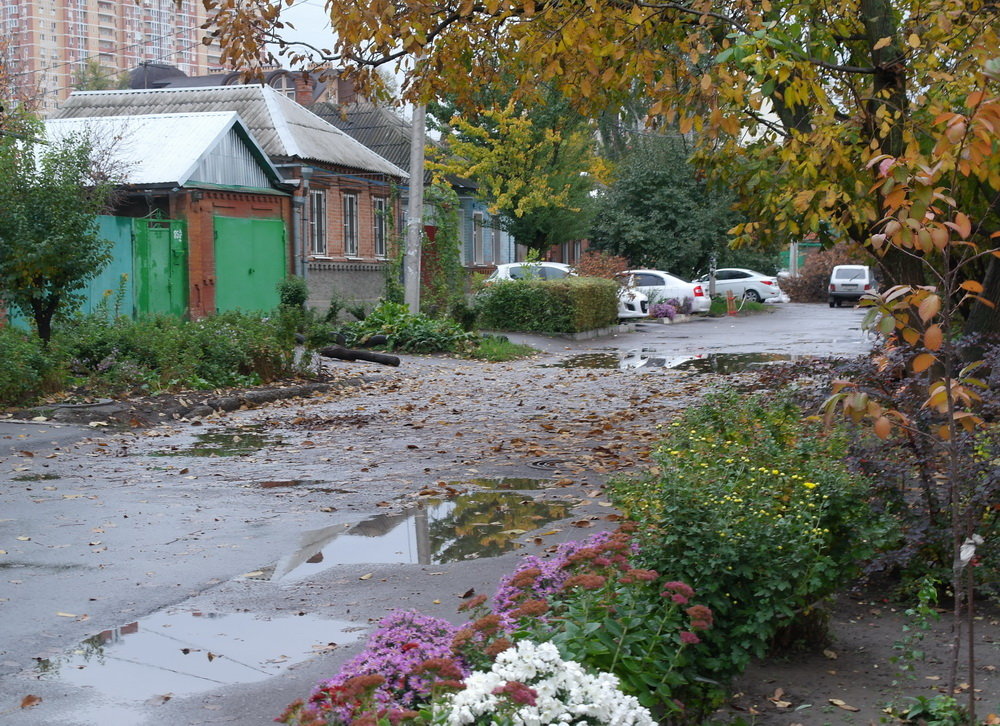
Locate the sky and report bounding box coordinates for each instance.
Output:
[272,0,336,64]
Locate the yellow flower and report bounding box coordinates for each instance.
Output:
[803,481,818,489]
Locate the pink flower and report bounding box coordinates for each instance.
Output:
[679,631,701,645]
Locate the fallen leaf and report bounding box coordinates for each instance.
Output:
[21,695,42,709]
[146,693,173,705]
[359,573,373,580]
[206,652,217,662]
[823,649,838,659]
[56,612,76,618]
[828,699,860,712]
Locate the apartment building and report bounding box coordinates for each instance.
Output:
[3,0,223,115]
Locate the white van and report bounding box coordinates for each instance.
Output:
[828,265,877,307]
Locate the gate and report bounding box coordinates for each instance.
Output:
[133,218,188,317]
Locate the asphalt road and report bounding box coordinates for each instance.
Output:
[0,302,872,726]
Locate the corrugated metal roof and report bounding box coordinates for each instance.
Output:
[55,86,408,179]
[313,99,476,189]
[44,112,285,189]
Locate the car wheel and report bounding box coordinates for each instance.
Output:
[743,289,762,303]
[828,298,835,308]
[835,299,842,307]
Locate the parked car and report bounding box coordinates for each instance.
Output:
[828,264,877,307]
[485,262,649,320]
[617,269,711,314]
[695,268,785,303]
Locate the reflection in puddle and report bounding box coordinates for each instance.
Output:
[549,351,810,372]
[549,353,620,369]
[152,426,283,457]
[35,610,357,709]
[458,477,550,491]
[11,472,61,481]
[254,493,572,582]
[665,353,807,373]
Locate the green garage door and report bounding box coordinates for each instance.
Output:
[213,216,287,313]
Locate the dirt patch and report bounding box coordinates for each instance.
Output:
[718,593,1000,725]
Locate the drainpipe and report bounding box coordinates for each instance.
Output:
[297,167,313,281]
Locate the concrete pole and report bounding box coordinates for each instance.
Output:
[404,103,427,313]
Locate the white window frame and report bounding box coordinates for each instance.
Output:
[308,189,327,255]
[473,211,485,265]
[373,196,388,258]
[343,192,359,257]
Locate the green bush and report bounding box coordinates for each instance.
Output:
[610,390,889,687]
[0,326,55,406]
[475,277,618,333]
[276,275,309,310]
[342,301,477,354]
[55,310,306,393]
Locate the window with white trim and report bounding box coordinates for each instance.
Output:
[308,190,327,255]
[473,212,485,264]
[343,192,359,256]
[373,197,388,258]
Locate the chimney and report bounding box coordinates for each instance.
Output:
[294,73,314,106]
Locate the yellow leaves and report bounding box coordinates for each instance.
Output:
[873,36,893,51]
[873,416,892,440]
[945,211,973,239]
[917,294,941,322]
[923,324,944,351]
[960,280,984,293]
[912,353,936,373]
[906,33,921,48]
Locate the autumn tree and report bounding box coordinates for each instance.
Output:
[201,0,999,333]
[72,59,129,91]
[428,86,600,255]
[0,127,117,342]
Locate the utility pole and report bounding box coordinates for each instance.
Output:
[404,102,426,313]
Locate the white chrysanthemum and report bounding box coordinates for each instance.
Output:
[439,641,654,726]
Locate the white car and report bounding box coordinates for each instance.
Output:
[617,269,710,314]
[695,267,785,303]
[485,262,649,320]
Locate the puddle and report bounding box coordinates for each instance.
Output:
[548,351,809,372]
[458,477,550,491]
[548,353,620,369]
[11,472,61,481]
[666,353,808,373]
[152,426,283,457]
[251,492,572,581]
[35,609,358,712]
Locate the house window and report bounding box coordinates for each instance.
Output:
[492,226,503,264]
[271,75,296,100]
[373,197,388,258]
[343,192,359,256]
[473,212,485,265]
[308,190,327,255]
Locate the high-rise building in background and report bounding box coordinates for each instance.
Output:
[3,0,225,115]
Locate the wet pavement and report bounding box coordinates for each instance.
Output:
[0,303,873,725]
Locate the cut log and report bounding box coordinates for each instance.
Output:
[316,345,400,367]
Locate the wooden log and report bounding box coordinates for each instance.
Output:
[316,345,400,367]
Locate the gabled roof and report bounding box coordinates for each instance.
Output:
[313,99,476,189]
[54,85,407,179]
[44,112,289,191]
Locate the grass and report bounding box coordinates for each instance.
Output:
[708,296,769,316]
[467,335,538,361]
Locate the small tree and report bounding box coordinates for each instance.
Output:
[0,128,117,342]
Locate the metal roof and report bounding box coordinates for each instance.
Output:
[313,99,476,189]
[55,86,408,179]
[44,112,287,190]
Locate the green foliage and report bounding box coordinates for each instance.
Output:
[609,391,889,685]
[467,335,537,361]
[342,301,477,354]
[0,129,118,341]
[0,325,55,406]
[72,59,129,90]
[590,136,744,279]
[420,184,465,319]
[887,695,970,726]
[54,310,307,393]
[428,84,598,255]
[276,275,309,310]
[475,278,618,333]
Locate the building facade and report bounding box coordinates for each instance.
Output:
[3,0,222,115]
